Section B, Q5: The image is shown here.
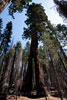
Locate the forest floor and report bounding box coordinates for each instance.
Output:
[7,95,66,100]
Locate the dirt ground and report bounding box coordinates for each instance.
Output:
[7,95,66,100]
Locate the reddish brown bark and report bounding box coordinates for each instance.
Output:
[0,0,11,14]
[33,38,48,97]
[22,33,48,97]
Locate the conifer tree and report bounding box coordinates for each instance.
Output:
[9,0,32,18]
[42,32,67,100]
[13,42,22,95]
[22,3,48,97]
[0,22,12,55]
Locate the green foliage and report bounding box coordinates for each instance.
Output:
[24,41,30,52]
[42,32,60,57]
[16,41,22,51]
[38,46,46,66]
[22,49,28,64]
[0,22,12,55]
[9,0,32,18]
[15,41,22,66]
[22,3,48,40]
[9,48,15,57]
[22,41,30,64]
[56,24,67,46]
[46,21,56,35]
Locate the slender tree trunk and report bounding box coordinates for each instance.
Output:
[60,46,67,62]
[49,53,63,100]
[0,54,9,100]
[21,53,32,94]
[1,50,15,100]
[9,47,16,91]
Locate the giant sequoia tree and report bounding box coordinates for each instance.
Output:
[22,3,48,97]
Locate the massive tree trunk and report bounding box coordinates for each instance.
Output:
[33,36,48,97]
[22,33,48,97]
